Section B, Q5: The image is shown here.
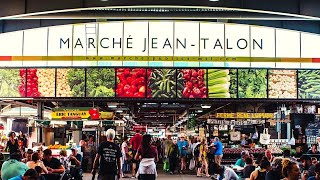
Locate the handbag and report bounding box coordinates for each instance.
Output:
[288,130,295,145]
[189,158,195,170]
[252,127,258,139]
[259,128,271,145]
[230,131,241,141]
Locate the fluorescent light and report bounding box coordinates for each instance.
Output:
[108,105,117,108]
[116,110,123,113]
[209,0,220,1]
[201,104,211,109]
[197,110,203,113]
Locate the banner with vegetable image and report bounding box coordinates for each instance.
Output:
[86,68,115,97]
[0,69,24,97]
[56,68,85,97]
[149,69,177,98]
[208,69,237,98]
[238,69,267,98]
[177,69,207,98]
[25,68,55,97]
[298,70,320,99]
[116,68,150,98]
[268,70,297,99]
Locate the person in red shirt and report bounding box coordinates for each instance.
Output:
[130,130,143,178]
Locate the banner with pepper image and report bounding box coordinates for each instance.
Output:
[208,69,237,98]
[116,68,151,98]
[149,69,177,98]
[177,69,207,98]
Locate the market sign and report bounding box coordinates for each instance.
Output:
[51,108,114,120]
[52,108,90,120]
[215,113,274,119]
[0,21,320,68]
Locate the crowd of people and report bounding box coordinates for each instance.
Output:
[2,130,320,180]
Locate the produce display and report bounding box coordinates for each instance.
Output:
[298,70,320,99]
[223,148,266,154]
[23,69,41,97]
[177,69,207,98]
[36,69,55,97]
[238,69,267,98]
[47,144,70,149]
[0,69,22,97]
[86,68,115,97]
[56,69,72,97]
[56,69,85,97]
[149,69,177,98]
[116,68,151,98]
[208,69,237,98]
[269,70,297,99]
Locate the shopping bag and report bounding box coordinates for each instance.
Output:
[163,159,169,172]
[252,128,259,139]
[259,128,271,145]
[230,131,241,141]
[288,130,295,145]
[189,158,195,170]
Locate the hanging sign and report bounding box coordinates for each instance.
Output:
[51,107,114,120]
[215,112,274,119]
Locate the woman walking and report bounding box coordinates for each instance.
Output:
[134,134,158,180]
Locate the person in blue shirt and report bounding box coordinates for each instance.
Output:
[9,169,38,180]
[177,134,189,173]
[308,162,320,180]
[211,137,223,165]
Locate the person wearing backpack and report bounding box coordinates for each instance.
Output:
[168,140,179,175]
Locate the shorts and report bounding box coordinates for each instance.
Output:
[180,152,187,158]
[132,150,139,163]
[98,174,118,180]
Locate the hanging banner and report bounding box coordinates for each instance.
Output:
[51,107,114,120]
[215,112,274,119]
[1,21,320,68]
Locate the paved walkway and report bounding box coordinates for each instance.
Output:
[83,173,212,180]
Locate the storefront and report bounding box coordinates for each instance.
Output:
[1,20,320,160]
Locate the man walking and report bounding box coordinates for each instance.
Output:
[130,130,142,178]
[92,129,122,180]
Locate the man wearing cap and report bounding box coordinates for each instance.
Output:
[177,134,189,173]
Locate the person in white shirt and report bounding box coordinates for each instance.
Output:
[121,136,129,178]
[26,152,48,174]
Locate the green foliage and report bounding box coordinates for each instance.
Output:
[67,69,85,97]
[229,69,237,98]
[0,69,20,97]
[238,69,267,98]
[86,68,115,97]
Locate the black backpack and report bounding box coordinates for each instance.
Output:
[193,143,201,157]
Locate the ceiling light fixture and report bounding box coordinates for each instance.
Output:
[201,104,211,109]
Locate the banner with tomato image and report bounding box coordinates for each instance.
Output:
[116,68,151,98]
[149,69,177,98]
[177,69,207,98]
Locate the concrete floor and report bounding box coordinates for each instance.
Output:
[82,172,212,180]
